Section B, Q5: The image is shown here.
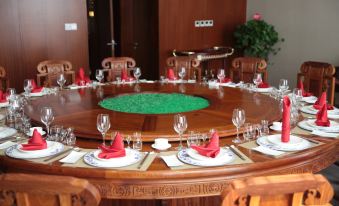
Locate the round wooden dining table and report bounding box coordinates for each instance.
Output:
[1,82,338,206]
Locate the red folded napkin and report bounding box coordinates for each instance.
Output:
[167,68,177,80]
[31,79,43,93]
[75,68,91,86]
[121,69,134,82]
[258,82,270,88]
[191,131,220,158]
[21,129,47,150]
[218,78,232,83]
[313,92,334,110]
[315,104,330,127]
[0,90,8,103]
[297,80,313,97]
[98,132,126,159]
[281,96,291,143]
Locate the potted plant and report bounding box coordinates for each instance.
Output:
[234,13,284,60]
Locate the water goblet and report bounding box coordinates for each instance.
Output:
[95,69,104,83]
[23,79,33,97]
[173,114,187,150]
[178,67,186,81]
[253,73,262,88]
[6,88,16,101]
[97,114,111,146]
[133,67,142,83]
[217,69,225,82]
[125,135,131,148]
[232,108,246,143]
[57,73,66,90]
[279,79,289,94]
[40,107,54,137]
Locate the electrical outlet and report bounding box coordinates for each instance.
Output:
[64,23,77,31]
[200,20,206,27]
[194,20,200,27]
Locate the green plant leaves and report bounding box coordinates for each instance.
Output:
[234,19,283,60]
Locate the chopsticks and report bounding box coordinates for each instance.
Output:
[137,152,150,169]
[226,145,246,160]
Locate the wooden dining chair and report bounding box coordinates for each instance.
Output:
[229,57,267,83]
[0,66,9,90]
[221,173,334,206]
[297,61,336,105]
[101,57,136,81]
[0,173,101,206]
[37,60,75,87]
[166,56,202,81]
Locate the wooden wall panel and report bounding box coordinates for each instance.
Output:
[0,0,89,91]
[158,0,247,76]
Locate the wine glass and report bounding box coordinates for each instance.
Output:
[253,73,262,88]
[232,108,246,143]
[279,79,289,94]
[97,114,111,146]
[57,73,66,90]
[6,88,16,101]
[178,67,186,81]
[133,67,141,83]
[40,107,54,136]
[292,88,303,108]
[23,79,33,97]
[217,69,225,82]
[173,114,187,150]
[95,69,104,83]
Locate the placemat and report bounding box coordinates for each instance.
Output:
[62,149,157,171]
[239,137,324,158]
[159,147,253,170]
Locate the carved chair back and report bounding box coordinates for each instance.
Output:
[0,66,9,90]
[37,60,75,87]
[230,57,267,83]
[101,57,136,81]
[221,173,333,206]
[297,61,336,105]
[166,56,202,81]
[0,173,101,206]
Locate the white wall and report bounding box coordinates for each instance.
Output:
[247,0,339,88]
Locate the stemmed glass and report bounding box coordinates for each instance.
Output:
[217,69,225,82]
[173,114,187,150]
[23,79,33,97]
[40,107,54,137]
[57,73,66,90]
[253,73,262,88]
[292,88,303,109]
[97,114,111,146]
[95,69,104,83]
[6,88,16,101]
[125,135,131,148]
[232,108,246,143]
[133,67,142,83]
[279,79,289,94]
[178,67,186,82]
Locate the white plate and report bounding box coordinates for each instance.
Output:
[30,91,45,97]
[186,147,229,161]
[151,143,171,150]
[255,87,273,93]
[5,141,64,159]
[0,127,17,139]
[303,119,339,133]
[302,96,317,104]
[256,135,311,151]
[17,141,55,153]
[267,134,304,146]
[269,125,282,131]
[300,105,339,119]
[0,102,9,107]
[93,148,133,162]
[177,149,235,167]
[84,149,141,168]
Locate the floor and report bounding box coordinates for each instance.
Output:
[319,163,339,206]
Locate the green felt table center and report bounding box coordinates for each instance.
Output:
[99,93,209,114]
